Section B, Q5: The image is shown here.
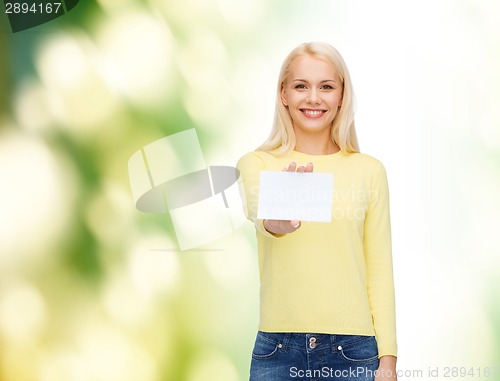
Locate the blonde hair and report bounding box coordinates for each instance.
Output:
[257,42,359,155]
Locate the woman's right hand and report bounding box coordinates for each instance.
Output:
[263,161,313,235]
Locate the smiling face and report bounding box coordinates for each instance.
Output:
[280,55,344,137]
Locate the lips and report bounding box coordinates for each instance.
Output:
[300,109,327,119]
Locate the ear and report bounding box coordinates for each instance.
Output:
[280,84,288,107]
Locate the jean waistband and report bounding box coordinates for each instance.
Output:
[257,331,375,353]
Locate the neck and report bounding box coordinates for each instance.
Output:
[294,129,340,155]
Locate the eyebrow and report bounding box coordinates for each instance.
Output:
[291,79,337,84]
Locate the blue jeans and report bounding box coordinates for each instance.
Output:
[249,331,380,381]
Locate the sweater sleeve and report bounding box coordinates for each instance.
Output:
[363,162,397,357]
[236,152,284,239]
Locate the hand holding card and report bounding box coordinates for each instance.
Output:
[257,163,334,225]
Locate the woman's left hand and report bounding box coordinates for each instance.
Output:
[375,355,397,381]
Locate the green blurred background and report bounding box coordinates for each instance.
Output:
[0,0,499,380]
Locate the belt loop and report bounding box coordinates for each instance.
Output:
[330,334,336,354]
[281,333,291,351]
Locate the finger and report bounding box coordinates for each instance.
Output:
[290,220,301,229]
[287,162,297,172]
[305,162,313,172]
[297,165,306,172]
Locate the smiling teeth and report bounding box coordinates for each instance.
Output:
[303,110,324,116]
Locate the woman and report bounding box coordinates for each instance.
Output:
[237,42,397,381]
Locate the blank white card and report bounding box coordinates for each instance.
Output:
[257,171,334,223]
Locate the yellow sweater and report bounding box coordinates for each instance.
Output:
[237,149,397,357]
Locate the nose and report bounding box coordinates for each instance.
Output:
[307,88,320,104]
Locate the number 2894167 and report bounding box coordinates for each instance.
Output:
[5,2,62,14]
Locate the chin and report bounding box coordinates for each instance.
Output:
[296,125,332,134]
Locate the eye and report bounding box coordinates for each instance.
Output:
[294,84,307,89]
[321,84,334,90]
